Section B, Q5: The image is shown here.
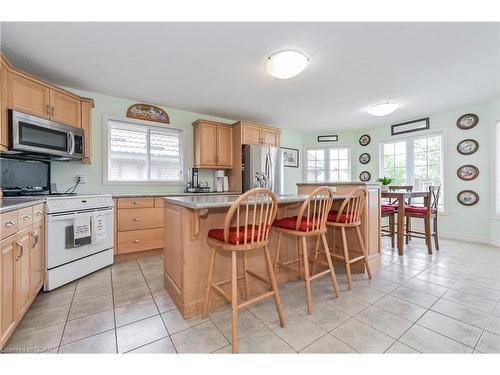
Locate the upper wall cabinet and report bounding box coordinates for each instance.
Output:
[193,120,233,169]
[238,121,280,147]
[0,55,93,161]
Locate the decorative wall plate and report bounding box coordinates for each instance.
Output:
[359,153,371,164]
[456,113,479,130]
[457,190,479,206]
[457,165,479,181]
[359,134,371,146]
[359,171,371,182]
[126,103,170,124]
[457,139,479,155]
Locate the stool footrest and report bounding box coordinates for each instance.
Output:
[277,262,301,275]
[349,255,365,264]
[246,270,271,287]
[211,282,232,303]
[281,258,300,266]
[237,291,275,309]
[310,268,332,281]
[331,253,345,261]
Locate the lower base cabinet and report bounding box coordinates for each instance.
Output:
[0,204,45,349]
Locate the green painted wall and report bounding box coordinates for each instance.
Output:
[50,88,304,195]
[304,98,499,244]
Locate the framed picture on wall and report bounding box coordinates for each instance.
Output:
[281,147,299,168]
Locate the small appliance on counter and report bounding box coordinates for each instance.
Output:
[214,170,225,192]
[185,167,211,193]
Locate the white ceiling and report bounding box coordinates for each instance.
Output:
[1,22,498,132]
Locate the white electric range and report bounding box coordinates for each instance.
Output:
[44,194,114,291]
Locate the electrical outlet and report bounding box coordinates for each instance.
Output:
[77,175,88,184]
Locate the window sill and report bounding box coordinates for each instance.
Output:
[103,180,186,186]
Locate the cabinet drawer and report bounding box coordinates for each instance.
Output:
[32,204,45,223]
[17,207,33,231]
[117,207,163,231]
[154,197,165,208]
[117,228,164,254]
[117,197,154,209]
[1,211,18,240]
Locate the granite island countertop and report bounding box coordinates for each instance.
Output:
[296,182,381,186]
[164,193,348,210]
[111,191,241,198]
[0,197,47,214]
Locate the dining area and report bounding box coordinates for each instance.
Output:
[380,186,441,256]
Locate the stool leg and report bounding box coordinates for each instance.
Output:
[301,237,313,314]
[405,217,411,244]
[389,214,395,248]
[264,245,285,327]
[321,233,339,297]
[273,231,282,274]
[202,246,216,319]
[231,251,238,353]
[297,237,302,279]
[311,235,321,276]
[341,227,353,290]
[331,226,336,265]
[355,226,372,279]
[243,252,250,300]
[433,215,440,250]
[424,216,432,254]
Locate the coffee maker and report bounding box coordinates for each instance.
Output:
[214,170,224,192]
[186,168,210,193]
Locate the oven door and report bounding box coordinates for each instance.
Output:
[46,207,114,269]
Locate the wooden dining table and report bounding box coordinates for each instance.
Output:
[381,191,429,255]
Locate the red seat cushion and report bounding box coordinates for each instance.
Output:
[405,205,436,215]
[273,216,319,231]
[208,225,270,244]
[381,204,397,213]
[327,210,353,223]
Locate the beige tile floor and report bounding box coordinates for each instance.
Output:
[3,237,500,354]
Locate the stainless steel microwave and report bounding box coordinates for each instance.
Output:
[8,110,84,160]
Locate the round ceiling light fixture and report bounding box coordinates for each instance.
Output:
[366,101,400,116]
[266,50,309,79]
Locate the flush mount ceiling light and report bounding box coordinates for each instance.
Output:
[266,50,309,79]
[366,101,400,116]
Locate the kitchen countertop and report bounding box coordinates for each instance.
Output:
[296,182,381,186]
[111,191,241,198]
[164,193,348,210]
[0,197,47,214]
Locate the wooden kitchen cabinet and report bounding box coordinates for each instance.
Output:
[0,203,46,349]
[49,89,81,128]
[15,227,31,319]
[7,71,50,119]
[193,120,233,168]
[0,59,8,150]
[238,121,280,147]
[81,99,93,163]
[1,235,16,346]
[29,221,44,297]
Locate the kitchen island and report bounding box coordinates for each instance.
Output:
[162,191,380,319]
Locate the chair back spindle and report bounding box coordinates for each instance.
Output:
[296,187,334,232]
[223,188,278,246]
[335,187,366,224]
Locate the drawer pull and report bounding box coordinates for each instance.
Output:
[133,239,141,243]
[35,211,43,216]
[23,215,32,221]
[132,217,142,222]
[31,232,40,248]
[4,220,16,227]
[132,201,140,205]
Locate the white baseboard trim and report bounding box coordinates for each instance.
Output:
[438,231,500,247]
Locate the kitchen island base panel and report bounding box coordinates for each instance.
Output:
[164,196,380,319]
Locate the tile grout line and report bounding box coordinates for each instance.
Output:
[110,263,119,354]
[56,279,78,353]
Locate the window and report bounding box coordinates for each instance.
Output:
[496,121,500,216]
[305,147,351,182]
[380,133,443,210]
[105,118,184,183]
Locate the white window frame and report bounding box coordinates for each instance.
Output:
[303,146,352,182]
[379,131,445,211]
[103,115,186,185]
[495,121,500,219]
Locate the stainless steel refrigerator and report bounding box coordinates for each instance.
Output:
[242,144,283,194]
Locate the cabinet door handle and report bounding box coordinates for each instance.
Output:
[132,217,142,222]
[4,220,15,227]
[46,105,51,115]
[23,215,31,221]
[15,241,24,261]
[133,239,140,243]
[51,106,55,116]
[35,211,43,216]
[31,232,39,248]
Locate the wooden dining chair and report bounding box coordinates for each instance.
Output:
[326,187,372,290]
[404,185,441,254]
[273,186,339,314]
[388,185,414,244]
[202,188,284,353]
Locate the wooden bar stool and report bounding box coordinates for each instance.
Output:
[273,186,340,315]
[381,185,414,247]
[326,187,372,290]
[404,185,440,254]
[201,188,284,353]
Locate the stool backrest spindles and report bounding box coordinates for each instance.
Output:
[388,185,414,205]
[428,185,441,213]
[296,186,334,232]
[224,188,278,245]
[335,187,366,224]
